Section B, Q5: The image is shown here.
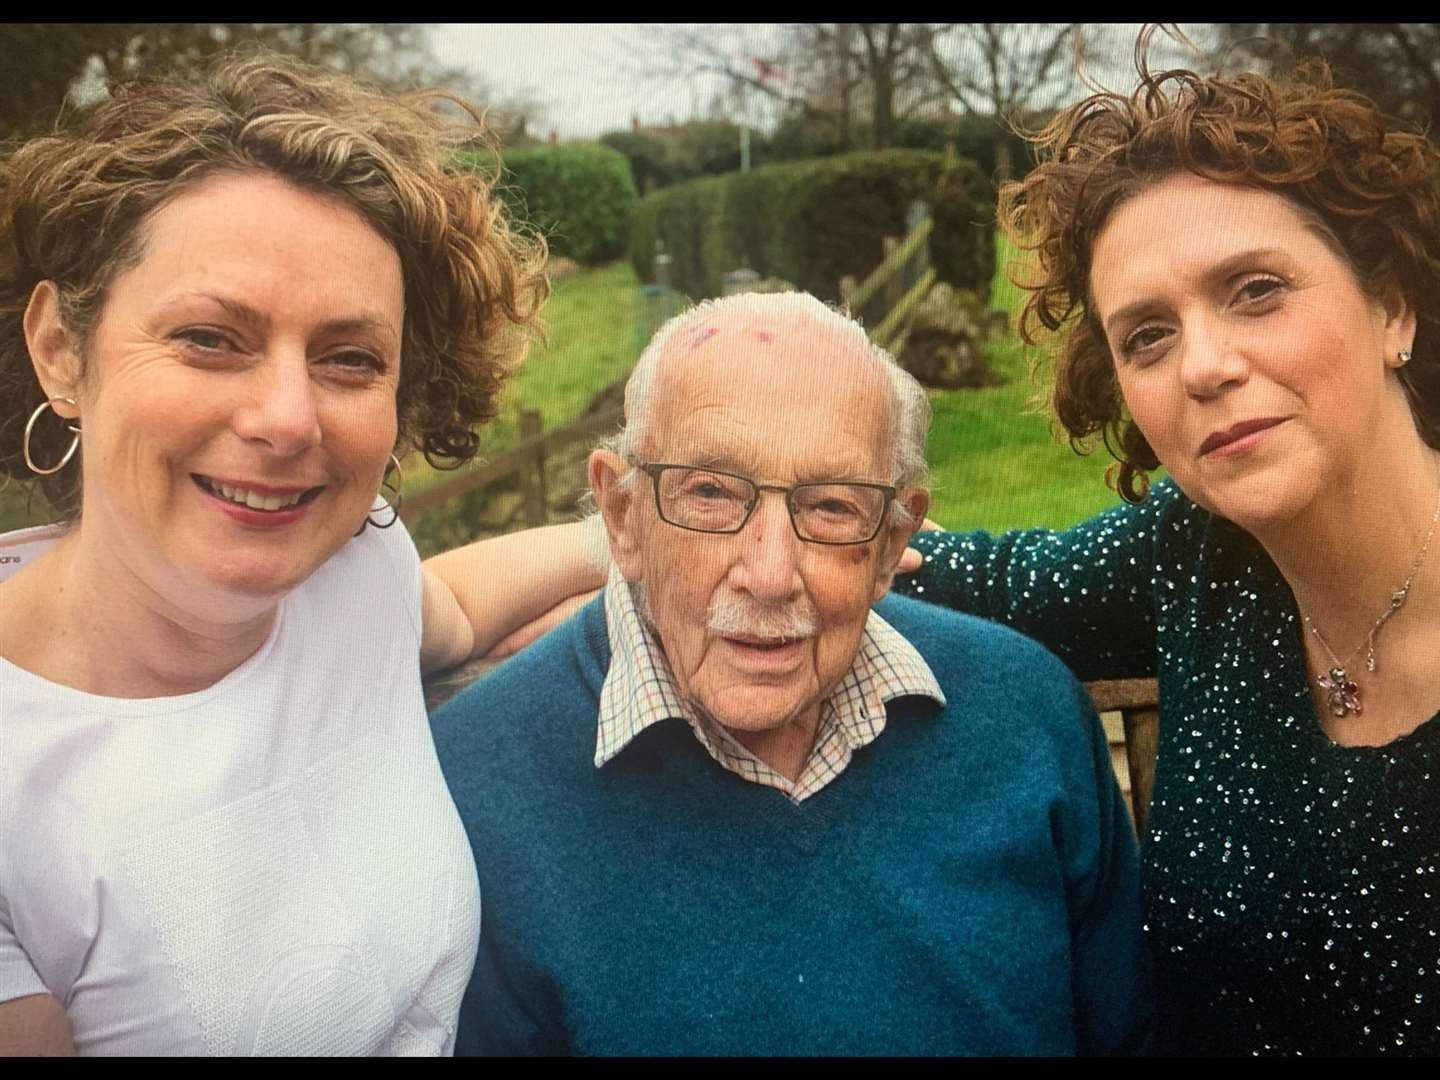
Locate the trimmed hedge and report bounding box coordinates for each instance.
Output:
[892,115,1038,182]
[629,150,994,304]
[469,144,638,266]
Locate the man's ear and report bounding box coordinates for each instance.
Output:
[23,281,84,412]
[872,488,931,602]
[587,449,644,582]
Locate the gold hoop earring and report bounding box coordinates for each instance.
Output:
[22,397,81,476]
[355,454,405,535]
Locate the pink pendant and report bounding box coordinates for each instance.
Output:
[1318,667,1363,718]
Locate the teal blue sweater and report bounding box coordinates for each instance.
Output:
[431,593,1154,1055]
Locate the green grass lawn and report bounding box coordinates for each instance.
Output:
[924,335,1123,532]
[910,234,1126,532]
[402,260,649,493]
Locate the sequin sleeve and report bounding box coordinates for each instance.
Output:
[893,481,1187,681]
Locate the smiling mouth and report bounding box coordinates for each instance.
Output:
[1199,418,1289,456]
[192,475,325,512]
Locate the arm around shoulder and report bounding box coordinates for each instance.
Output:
[419,517,609,674]
[894,485,1183,680]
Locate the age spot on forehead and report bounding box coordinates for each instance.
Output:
[686,325,720,351]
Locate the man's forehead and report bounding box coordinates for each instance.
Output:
[668,309,863,360]
[645,313,893,479]
[668,435,880,481]
[654,312,882,402]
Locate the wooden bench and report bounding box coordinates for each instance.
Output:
[1086,678,1160,835]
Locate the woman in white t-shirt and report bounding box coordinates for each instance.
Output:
[0,52,593,1055]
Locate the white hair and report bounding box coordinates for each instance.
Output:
[599,291,930,523]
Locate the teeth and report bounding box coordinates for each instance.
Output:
[204,478,305,511]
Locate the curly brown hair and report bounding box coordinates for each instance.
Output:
[0,48,548,519]
[999,33,1440,502]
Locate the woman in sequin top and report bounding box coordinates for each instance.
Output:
[893,44,1440,1055]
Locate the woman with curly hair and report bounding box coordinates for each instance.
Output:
[888,37,1440,1055]
[0,52,596,1054]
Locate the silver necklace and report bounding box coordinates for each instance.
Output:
[1303,459,1440,718]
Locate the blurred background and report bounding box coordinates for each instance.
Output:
[4,23,1436,553]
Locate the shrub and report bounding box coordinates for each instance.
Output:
[767,113,851,162]
[599,121,777,193]
[893,114,1042,181]
[598,130,681,193]
[629,149,995,304]
[469,144,638,266]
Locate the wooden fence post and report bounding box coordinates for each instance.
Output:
[904,201,932,292]
[881,236,901,318]
[519,408,547,527]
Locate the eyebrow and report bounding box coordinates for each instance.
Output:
[1101,247,1293,337]
[684,447,754,473]
[677,448,877,482]
[165,291,400,344]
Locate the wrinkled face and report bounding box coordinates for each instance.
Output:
[1090,173,1415,530]
[46,171,404,613]
[607,315,924,736]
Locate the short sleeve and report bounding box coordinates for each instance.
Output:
[0,893,48,1005]
[361,504,426,652]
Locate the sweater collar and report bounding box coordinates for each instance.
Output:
[594,567,946,789]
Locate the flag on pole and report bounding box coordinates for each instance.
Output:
[752,58,787,86]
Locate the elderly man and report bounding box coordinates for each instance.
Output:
[430,292,1154,1056]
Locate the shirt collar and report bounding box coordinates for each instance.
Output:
[595,566,946,771]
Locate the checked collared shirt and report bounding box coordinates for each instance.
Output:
[596,569,946,804]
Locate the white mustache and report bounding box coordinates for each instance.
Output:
[706,593,819,642]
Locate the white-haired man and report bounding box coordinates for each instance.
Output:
[430,292,1155,1056]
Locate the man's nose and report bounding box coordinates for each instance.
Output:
[728,492,804,602]
[231,349,323,456]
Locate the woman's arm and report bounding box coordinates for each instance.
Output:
[418,517,608,674]
[894,483,1184,681]
[0,993,75,1055]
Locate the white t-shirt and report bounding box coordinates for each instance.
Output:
[0,518,481,1055]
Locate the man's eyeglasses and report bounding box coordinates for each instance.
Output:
[634,462,897,546]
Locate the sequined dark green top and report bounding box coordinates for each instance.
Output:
[896,478,1440,1055]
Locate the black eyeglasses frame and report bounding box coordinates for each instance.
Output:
[633,461,898,546]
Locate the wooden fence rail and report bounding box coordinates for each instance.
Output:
[843,214,933,316]
[400,405,623,530]
[841,201,934,354]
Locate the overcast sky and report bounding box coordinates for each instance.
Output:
[429,24,718,140]
[427,24,1218,142]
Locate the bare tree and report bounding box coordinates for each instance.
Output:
[0,24,472,139]
[917,24,1080,179]
[1216,24,1440,128]
[622,23,1126,161]
[623,23,949,150]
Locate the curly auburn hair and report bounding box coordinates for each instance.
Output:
[0,49,548,519]
[999,34,1440,502]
